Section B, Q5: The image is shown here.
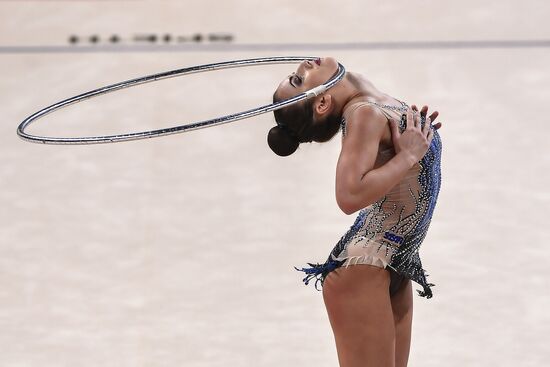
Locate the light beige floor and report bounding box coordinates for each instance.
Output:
[1,1,549,366]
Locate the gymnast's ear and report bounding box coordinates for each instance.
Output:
[313,94,333,118]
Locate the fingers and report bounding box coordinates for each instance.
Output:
[408,104,443,132]
[420,105,428,119]
[413,108,421,128]
[429,110,439,122]
[406,108,414,130]
[420,105,429,131]
[425,108,442,130]
[411,105,419,127]
[416,104,443,130]
[422,116,431,136]
[427,125,434,144]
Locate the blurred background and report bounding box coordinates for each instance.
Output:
[1,1,548,366]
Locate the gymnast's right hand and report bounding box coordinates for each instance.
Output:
[388,105,442,164]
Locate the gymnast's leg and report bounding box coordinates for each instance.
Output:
[322,264,396,367]
[390,275,413,367]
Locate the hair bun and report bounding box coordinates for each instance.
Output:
[267,125,300,157]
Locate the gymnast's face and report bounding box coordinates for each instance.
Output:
[275,57,339,100]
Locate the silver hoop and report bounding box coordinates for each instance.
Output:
[17,56,346,145]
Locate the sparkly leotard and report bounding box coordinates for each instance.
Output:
[294,99,442,298]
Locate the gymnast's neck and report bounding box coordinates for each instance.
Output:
[329,71,389,116]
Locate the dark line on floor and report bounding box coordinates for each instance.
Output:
[1,40,549,54]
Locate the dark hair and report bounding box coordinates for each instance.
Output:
[267,91,343,157]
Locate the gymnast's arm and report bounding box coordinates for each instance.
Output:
[335,106,418,215]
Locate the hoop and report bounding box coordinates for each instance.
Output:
[17,56,346,145]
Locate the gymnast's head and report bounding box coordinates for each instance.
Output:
[268,57,344,157]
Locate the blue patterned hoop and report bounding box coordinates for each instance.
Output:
[17,56,346,145]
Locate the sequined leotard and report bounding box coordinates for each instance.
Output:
[294,99,442,298]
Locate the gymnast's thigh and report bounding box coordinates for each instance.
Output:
[322,265,395,364]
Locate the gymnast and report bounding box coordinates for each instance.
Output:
[268,56,443,367]
[17,55,442,366]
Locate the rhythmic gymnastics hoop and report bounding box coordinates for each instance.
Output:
[17,56,346,145]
